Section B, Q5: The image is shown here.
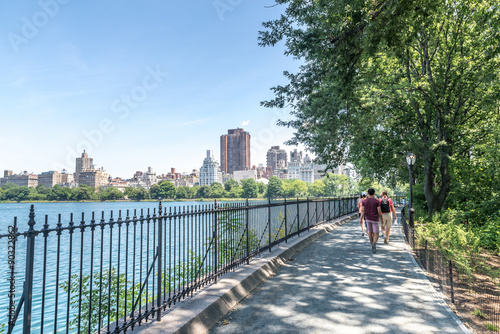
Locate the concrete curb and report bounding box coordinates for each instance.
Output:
[130,213,357,334]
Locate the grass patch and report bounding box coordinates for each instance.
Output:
[471,308,487,319]
[486,322,499,331]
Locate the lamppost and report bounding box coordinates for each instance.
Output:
[406,152,416,228]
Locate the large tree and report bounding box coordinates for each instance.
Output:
[240,179,259,198]
[209,182,226,198]
[260,0,500,215]
[266,175,283,198]
[150,181,176,199]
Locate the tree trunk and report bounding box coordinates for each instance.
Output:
[424,155,437,216]
[423,147,451,216]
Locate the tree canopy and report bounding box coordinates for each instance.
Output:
[260,0,500,215]
[1,173,400,202]
[150,181,176,199]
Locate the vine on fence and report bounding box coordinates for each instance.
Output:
[59,210,261,331]
[216,211,259,263]
[60,268,140,332]
[60,254,209,333]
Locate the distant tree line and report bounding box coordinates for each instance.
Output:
[0,174,403,202]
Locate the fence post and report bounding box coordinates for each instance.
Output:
[322,200,325,222]
[449,260,455,304]
[214,200,218,283]
[246,199,250,264]
[284,197,288,243]
[23,205,36,334]
[328,199,331,221]
[8,218,17,334]
[338,197,340,216]
[157,201,163,321]
[307,197,310,231]
[412,227,415,249]
[268,198,272,252]
[297,198,300,237]
[424,240,428,270]
[315,200,318,224]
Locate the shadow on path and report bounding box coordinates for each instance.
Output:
[209,215,469,334]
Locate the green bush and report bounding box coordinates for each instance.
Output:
[474,219,500,255]
[416,213,482,280]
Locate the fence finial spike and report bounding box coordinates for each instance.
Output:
[28,204,36,230]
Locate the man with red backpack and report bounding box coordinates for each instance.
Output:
[379,190,398,244]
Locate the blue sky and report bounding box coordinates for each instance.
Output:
[0,1,304,178]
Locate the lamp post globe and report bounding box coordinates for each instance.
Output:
[406,152,416,167]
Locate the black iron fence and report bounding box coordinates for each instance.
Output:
[400,207,500,333]
[1,197,357,334]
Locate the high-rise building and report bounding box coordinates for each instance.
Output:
[143,167,157,186]
[220,128,250,174]
[78,168,108,188]
[313,163,329,180]
[266,146,288,172]
[75,150,94,183]
[74,151,108,188]
[287,151,329,183]
[199,150,223,186]
[290,149,303,163]
[38,171,63,188]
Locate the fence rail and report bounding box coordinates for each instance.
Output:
[1,197,358,334]
[400,207,500,333]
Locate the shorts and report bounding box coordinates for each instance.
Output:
[381,213,393,228]
[365,219,379,234]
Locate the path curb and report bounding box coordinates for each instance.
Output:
[131,213,357,334]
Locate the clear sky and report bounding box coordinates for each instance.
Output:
[0,1,305,178]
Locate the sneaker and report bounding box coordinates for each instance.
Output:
[384,238,388,244]
[362,232,365,236]
[372,243,376,253]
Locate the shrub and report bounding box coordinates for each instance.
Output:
[486,323,499,331]
[471,308,487,319]
[416,212,482,280]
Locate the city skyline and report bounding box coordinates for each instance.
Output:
[0,138,313,180]
[0,2,306,177]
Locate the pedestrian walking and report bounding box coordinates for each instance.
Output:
[357,195,365,236]
[360,188,383,253]
[379,190,398,244]
[361,192,367,232]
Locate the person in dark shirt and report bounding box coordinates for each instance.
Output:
[360,188,383,253]
[379,190,398,244]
